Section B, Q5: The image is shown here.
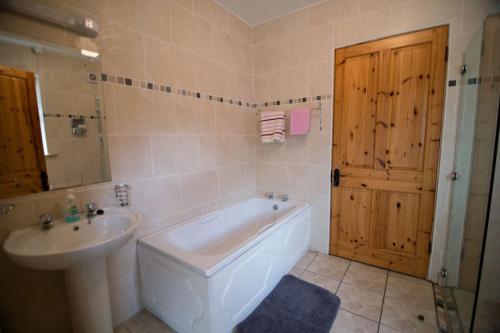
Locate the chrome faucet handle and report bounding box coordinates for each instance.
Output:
[282,193,289,202]
[86,202,97,217]
[267,192,274,199]
[39,213,54,230]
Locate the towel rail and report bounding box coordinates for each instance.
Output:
[257,102,323,131]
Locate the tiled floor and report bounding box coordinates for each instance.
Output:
[294,252,437,333]
[115,252,437,333]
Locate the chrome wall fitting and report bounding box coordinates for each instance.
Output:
[115,184,130,207]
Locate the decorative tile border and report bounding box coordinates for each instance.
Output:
[101,73,252,108]
[100,72,332,111]
[43,113,106,120]
[448,75,500,87]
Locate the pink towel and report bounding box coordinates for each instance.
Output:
[290,108,311,135]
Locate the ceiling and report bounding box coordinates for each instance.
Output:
[215,0,324,26]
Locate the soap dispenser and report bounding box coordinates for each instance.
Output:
[64,190,81,223]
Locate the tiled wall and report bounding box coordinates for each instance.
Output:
[250,0,497,276]
[0,0,498,332]
[0,0,256,331]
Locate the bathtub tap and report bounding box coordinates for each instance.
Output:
[282,193,289,202]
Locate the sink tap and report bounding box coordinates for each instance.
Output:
[39,213,54,230]
[282,193,289,202]
[86,202,97,224]
[267,192,274,199]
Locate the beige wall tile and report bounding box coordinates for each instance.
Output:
[193,0,229,32]
[215,105,254,135]
[152,136,200,176]
[307,135,331,164]
[171,3,213,58]
[253,37,289,73]
[141,0,171,42]
[199,136,232,169]
[108,135,153,182]
[218,164,247,196]
[180,170,218,208]
[229,68,252,101]
[231,136,255,163]
[172,0,193,11]
[308,0,360,28]
[227,14,252,44]
[115,87,176,134]
[175,97,215,135]
[99,26,146,79]
[144,36,174,84]
[290,25,333,65]
[195,56,229,96]
[252,23,268,44]
[360,0,402,14]
[130,177,182,222]
[309,60,333,97]
[267,9,309,41]
[253,73,269,102]
[269,66,309,101]
[256,162,288,190]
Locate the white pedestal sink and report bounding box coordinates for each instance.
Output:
[3,207,141,333]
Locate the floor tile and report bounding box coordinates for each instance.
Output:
[122,310,175,333]
[307,254,350,281]
[114,325,130,333]
[296,251,317,270]
[301,270,340,293]
[336,282,383,321]
[289,265,304,278]
[386,274,434,310]
[378,324,404,332]
[330,309,379,333]
[388,271,430,285]
[342,261,388,295]
[381,297,437,333]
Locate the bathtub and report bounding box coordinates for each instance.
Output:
[138,196,311,333]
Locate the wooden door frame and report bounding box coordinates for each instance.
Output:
[329,25,449,277]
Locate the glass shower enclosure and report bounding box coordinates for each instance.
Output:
[443,14,500,333]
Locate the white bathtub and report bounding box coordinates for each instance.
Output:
[138,196,311,333]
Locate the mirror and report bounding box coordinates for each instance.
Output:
[0,34,111,199]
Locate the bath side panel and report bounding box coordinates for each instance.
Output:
[210,207,311,333]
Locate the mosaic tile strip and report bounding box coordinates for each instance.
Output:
[448,75,500,88]
[101,73,252,108]
[100,72,332,110]
[43,113,106,120]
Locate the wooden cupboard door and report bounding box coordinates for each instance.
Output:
[330,26,448,278]
[0,65,47,199]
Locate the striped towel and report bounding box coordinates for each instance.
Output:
[261,111,286,143]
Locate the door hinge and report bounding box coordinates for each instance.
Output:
[445,46,448,62]
[428,241,432,254]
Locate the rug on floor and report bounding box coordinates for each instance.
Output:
[236,274,341,333]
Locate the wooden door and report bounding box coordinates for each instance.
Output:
[0,65,48,199]
[330,26,448,278]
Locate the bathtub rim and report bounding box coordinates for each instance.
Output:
[138,195,310,277]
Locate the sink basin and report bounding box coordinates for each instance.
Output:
[3,207,141,333]
[4,207,140,270]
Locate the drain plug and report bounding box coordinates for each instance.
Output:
[417,314,425,321]
[73,226,79,231]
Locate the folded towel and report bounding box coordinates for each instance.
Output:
[290,108,311,135]
[261,110,285,143]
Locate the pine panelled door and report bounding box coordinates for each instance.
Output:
[330,26,448,278]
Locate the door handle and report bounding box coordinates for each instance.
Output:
[333,169,340,187]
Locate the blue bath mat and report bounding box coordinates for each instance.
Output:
[236,274,341,333]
